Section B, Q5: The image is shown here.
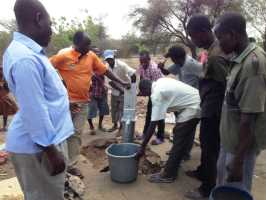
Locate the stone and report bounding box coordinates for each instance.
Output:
[92,138,117,149]
[64,173,85,200]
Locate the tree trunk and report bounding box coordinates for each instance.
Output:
[263,28,266,51]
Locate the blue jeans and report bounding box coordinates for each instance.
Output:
[216,146,257,191]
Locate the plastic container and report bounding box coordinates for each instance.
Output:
[210,185,253,200]
[106,143,140,183]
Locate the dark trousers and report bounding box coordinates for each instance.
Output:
[143,97,165,140]
[197,117,221,196]
[164,118,199,178]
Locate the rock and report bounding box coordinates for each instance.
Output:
[92,138,117,149]
[146,155,161,165]
[139,149,162,175]
[64,173,85,200]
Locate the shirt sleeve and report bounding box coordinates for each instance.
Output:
[151,92,167,121]
[151,104,167,121]
[122,61,136,76]
[11,57,57,147]
[238,75,266,113]
[92,53,108,75]
[49,54,66,69]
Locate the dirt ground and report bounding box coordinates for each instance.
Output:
[0,58,265,199]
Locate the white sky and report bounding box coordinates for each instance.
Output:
[0,0,148,39]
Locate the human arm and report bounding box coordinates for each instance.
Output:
[136,121,158,159]
[105,69,130,89]
[136,99,166,158]
[109,80,124,94]
[131,74,137,83]
[12,58,65,175]
[227,65,266,182]
[49,53,66,69]
[158,62,171,75]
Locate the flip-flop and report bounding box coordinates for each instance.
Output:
[151,138,164,145]
[148,173,175,183]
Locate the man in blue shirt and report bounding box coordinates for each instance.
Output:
[3,0,74,199]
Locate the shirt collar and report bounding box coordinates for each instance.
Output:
[13,32,44,54]
[70,48,82,58]
[231,43,257,64]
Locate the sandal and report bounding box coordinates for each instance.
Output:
[148,172,175,183]
[151,138,164,145]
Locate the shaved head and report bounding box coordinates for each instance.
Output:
[14,0,47,27]
[14,0,52,47]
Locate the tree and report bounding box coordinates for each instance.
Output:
[130,0,243,58]
[47,15,109,55]
[243,0,266,50]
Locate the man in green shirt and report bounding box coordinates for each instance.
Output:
[215,12,266,191]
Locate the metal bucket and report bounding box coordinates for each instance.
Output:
[106,143,140,183]
[210,185,253,200]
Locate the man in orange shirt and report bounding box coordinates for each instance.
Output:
[50,31,130,177]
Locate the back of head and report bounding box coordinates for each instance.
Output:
[73,31,91,55]
[14,0,47,29]
[165,45,186,60]
[216,12,247,36]
[14,0,52,47]
[73,31,90,46]
[139,50,150,59]
[187,14,212,33]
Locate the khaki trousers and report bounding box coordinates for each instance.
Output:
[10,142,68,200]
[67,102,88,166]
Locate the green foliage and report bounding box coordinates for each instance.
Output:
[0,13,109,58]
[47,15,108,55]
[130,0,243,57]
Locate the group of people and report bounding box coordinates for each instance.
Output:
[136,12,266,200]
[1,0,266,200]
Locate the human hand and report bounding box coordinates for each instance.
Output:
[157,61,165,70]
[43,145,66,176]
[135,146,145,160]
[119,90,124,95]
[122,82,131,90]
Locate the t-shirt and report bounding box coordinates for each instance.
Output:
[50,48,107,102]
[150,77,201,122]
[138,61,163,81]
[220,43,266,153]
[108,59,135,96]
[199,40,228,118]
[167,55,203,89]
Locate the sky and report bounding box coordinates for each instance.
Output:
[0,0,148,39]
